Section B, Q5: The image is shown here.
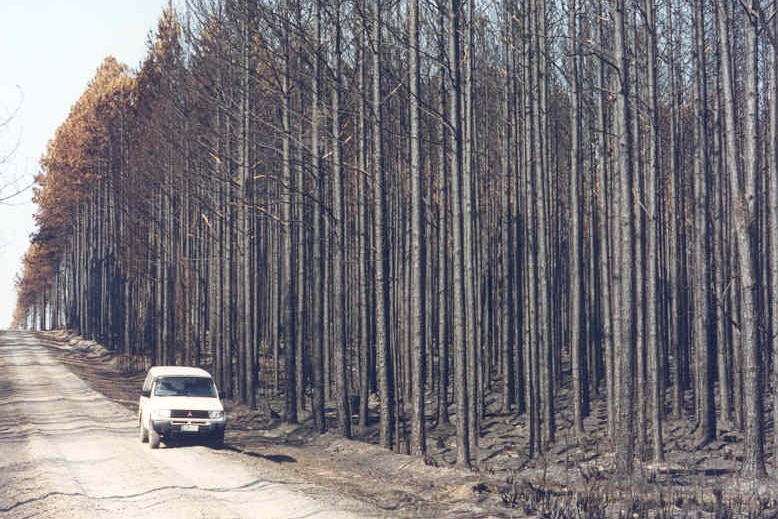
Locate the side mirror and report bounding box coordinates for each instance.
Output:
[141,389,151,398]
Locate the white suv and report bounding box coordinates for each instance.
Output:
[138,366,227,449]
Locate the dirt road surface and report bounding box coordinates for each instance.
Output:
[0,330,388,519]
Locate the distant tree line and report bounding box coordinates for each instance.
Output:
[13,0,778,477]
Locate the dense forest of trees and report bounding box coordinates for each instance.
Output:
[13,0,778,477]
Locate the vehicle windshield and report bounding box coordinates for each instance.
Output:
[153,376,217,398]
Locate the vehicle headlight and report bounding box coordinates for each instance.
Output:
[151,409,171,419]
[209,410,225,420]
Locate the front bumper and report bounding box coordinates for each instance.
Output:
[152,419,226,438]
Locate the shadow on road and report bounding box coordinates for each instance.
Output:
[228,446,297,464]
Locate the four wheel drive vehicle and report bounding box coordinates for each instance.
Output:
[138,366,227,449]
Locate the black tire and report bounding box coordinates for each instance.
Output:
[210,431,225,450]
[139,419,149,443]
[149,426,161,449]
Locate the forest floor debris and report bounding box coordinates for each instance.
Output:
[37,330,778,518]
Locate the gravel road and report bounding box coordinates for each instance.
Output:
[0,330,384,519]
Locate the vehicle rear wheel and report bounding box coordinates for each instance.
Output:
[149,426,161,449]
[139,419,148,443]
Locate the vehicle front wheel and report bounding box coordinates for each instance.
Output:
[210,431,225,450]
[149,426,161,449]
[139,419,149,443]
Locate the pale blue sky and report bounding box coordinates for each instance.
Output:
[0,0,169,328]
